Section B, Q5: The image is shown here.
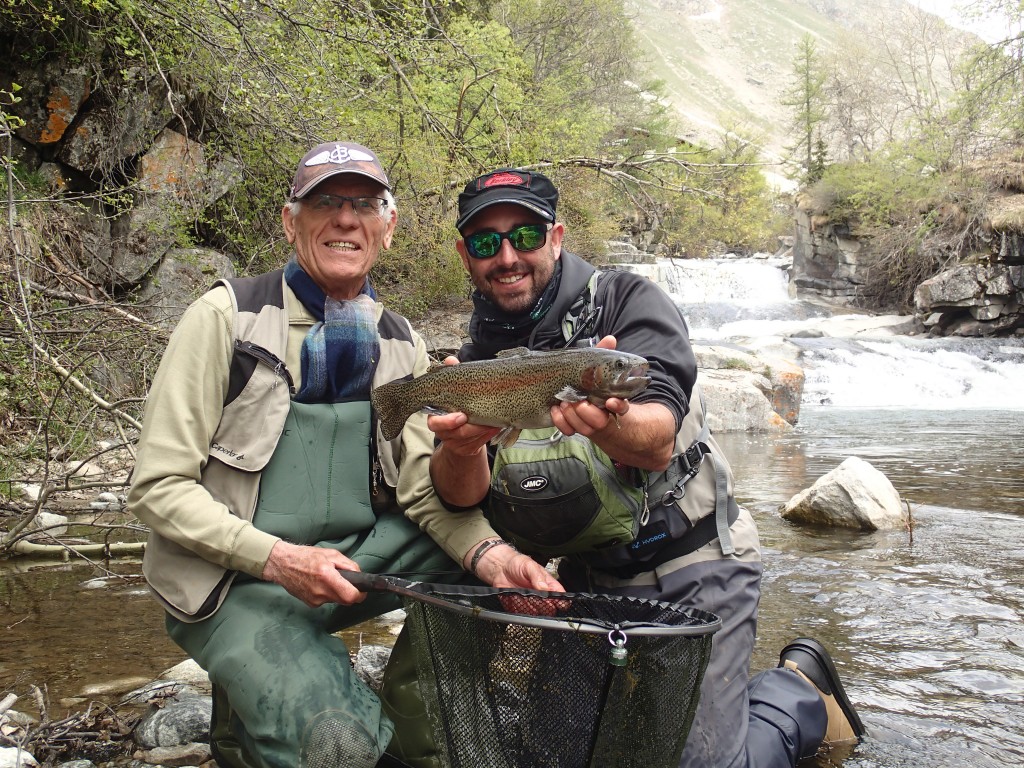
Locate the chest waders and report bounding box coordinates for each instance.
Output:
[167,400,453,768]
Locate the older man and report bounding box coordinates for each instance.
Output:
[129,144,558,768]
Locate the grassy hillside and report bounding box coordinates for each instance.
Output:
[627,0,966,171]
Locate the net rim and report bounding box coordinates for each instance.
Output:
[407,582,721,637]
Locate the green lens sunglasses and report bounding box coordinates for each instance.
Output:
[464,223,552,259]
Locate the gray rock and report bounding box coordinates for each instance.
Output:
[133,694,212,749]
[782,456,906,531]
[134,742,211,767]
[158,659,211,693]
[354,644,393,692]
[135,248,236,328]
[0,746,38,767]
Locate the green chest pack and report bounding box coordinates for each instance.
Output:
[483,268,738,571]
[487,428,648,558]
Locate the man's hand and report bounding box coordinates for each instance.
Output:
[550,334,676,471]
[261,540,367,607]
[551,335,628,437]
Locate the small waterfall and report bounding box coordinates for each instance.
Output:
[635,256,1024,411]
[643,256,832,336]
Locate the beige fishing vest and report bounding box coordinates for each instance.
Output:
[144,269,419,622]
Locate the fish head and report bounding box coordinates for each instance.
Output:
[579,349,651,399]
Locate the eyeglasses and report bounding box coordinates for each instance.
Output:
[308,194,387,217]
[463,223,552,259]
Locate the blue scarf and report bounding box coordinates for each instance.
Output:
[284,259,380,403]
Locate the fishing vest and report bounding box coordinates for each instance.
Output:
[488,271,739,576]
[143,269,420,622]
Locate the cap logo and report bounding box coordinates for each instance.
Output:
[306,145,377,167]
[481,171,527,190]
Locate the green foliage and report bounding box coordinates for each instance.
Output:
[807,152,945,233]
[782,34,828,181]
[656,137,790,256]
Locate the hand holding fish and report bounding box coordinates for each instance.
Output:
[372,343,652,449]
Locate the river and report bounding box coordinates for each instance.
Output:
[2,256,1023,767]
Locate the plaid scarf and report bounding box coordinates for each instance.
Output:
[284,259,380,403]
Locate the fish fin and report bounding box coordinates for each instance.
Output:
[494,346,532,358]
[553,386,587,403]
[490,426,522,449]
[370,380,419,442]
[420,405,449,417]
[613,412,621,429]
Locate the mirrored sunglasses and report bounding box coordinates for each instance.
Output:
[464,223,552,260]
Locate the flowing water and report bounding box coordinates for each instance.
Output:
[2,255,1023,766]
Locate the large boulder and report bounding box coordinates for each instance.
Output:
[781,456,906,530]
[694,345,798,430]
[133,692,212,749]
[914,263,1023,336]
[135,247,236,327]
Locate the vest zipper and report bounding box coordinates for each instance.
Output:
[235,340,296,394]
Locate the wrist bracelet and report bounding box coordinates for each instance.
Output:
[469,538,509,575]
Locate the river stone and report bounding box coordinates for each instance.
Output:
[354,644,393,692]
[781,456,906,530]
[0,747,38,767]
[159,659,211,692]
[57,761,96,768]
[134,694,212,749]
[134,742,211,767]
[120,680,191,707]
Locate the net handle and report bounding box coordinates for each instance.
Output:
[339,570,720,637]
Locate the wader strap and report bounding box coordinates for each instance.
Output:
[651,390,735,558]
[600,497,741,580]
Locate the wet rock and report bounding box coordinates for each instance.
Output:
[781,456,906,531]
[29,511,68,535]
[698,369,792,432]
[354,645,393,692]
[58,761,97,767]
[134,694,212,750]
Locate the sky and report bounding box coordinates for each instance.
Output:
[910,0,1013,42]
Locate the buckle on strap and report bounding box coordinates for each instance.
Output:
[659,441,711,506]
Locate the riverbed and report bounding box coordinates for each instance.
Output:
[2,405,1022,767]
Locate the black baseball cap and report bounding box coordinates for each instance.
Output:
[456,169,558,231]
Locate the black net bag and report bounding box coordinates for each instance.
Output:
[345,573,719,768]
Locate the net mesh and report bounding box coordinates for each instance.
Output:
[402,586,718,768]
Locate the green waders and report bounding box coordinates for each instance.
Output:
[166,400,450,768]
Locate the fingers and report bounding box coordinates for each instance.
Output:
[595,335,617,350]
[428,412,499,456]
[551,398,623,436]
[263,541,367,607]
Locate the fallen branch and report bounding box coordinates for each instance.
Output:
[8,309,143,431]
[8,540,146,558]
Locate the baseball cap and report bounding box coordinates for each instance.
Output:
[456,169,558,231]
[289,141,390,200]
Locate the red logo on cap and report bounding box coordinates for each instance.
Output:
[482,172,527,189]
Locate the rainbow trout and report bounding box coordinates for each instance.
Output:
[372,346,651,447]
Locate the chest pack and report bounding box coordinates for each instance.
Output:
[485,270,739,575]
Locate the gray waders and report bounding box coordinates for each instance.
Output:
[166,400,451,768]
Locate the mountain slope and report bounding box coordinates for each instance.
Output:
[627,0,974,170]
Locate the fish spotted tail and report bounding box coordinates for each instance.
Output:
[371,379,420,441]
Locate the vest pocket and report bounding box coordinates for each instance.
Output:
[488,485,603,550]
[210,362,291,473]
